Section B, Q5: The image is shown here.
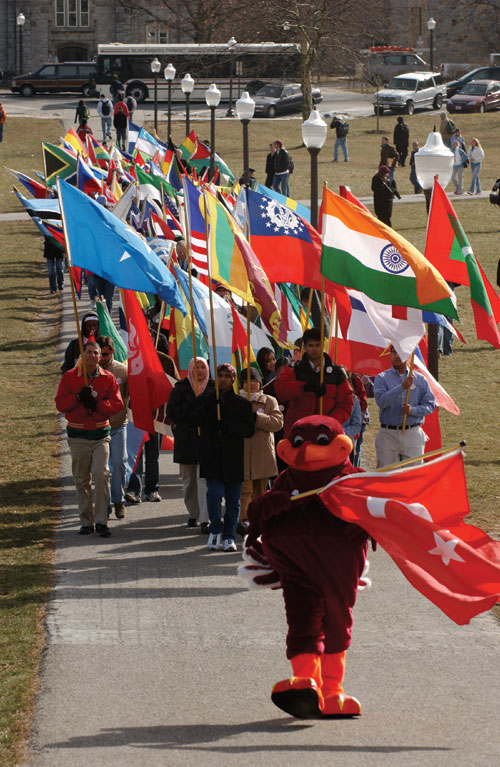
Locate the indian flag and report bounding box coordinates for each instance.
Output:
[320,188,458,319]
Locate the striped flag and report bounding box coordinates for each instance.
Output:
[182,176,208,275]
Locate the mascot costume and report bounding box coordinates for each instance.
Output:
[241,414,370,719]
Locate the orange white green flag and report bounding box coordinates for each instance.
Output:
[320,187,458,319]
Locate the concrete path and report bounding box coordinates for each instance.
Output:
[26,286,500,767]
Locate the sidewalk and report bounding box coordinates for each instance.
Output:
[26,289,500,767]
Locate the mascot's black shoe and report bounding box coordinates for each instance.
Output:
[271,677,323,719]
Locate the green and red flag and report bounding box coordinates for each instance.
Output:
[425,179,500,348]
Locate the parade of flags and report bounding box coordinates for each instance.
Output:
[57,179,186,313]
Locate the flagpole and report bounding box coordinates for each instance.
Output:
[289,441,467,502]
[182,207,199,399]
[401,351,415,434]
[318,276,326,415]
[155,301,166,350]
[56,177,88,385]
[246,302,252,400]
[203,190,220,419]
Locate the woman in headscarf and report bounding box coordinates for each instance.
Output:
[166,357,214,532]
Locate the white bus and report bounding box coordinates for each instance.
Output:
[95,42,301,103]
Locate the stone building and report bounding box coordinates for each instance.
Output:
[0,0,186,76]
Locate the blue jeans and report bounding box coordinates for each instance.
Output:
[437,323,453,356]
[409,165,421,193]
[469,162,482,193]
[101,116,112,141]
[334,137,348,161]
[109,425,127,504]
[87,274,115,313]
[272,171,290,197]
[206,478,242,539]
[47,256,64,292]
[128,433,160,496]
[353,422,367,467]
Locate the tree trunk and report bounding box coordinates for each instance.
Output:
[300,30,313,122]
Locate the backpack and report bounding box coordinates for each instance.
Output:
[126,96,135,112]
[338,121,349,137]
[83,107,90,120]
[101,100,111,116]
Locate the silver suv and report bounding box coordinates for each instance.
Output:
[372,72,446,115]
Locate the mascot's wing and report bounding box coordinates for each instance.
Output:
[237,538,281,591]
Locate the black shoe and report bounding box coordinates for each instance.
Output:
[78,525,94,535]
[95,523,111,537]
[200,522,210,535]
[187,517,199,528]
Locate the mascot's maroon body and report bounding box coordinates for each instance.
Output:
[246,415,369,719]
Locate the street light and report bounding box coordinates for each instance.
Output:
[17,12,26,73]
[301,108,327,229]
[181,73,194,135]
[235,91,255,187]
[225,37,237,118]
[427,17,436,71]
[414,129,453,379]
[151,57,161,134]
[205,83,221,181]
[164,63,176,139]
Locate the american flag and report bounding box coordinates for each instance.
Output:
[182,176,208,275]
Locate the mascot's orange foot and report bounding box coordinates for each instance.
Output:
[321,692,362,717]
[271,677,323,719]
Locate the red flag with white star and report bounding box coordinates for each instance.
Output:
[318,449,500,624]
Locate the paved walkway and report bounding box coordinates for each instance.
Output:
[25,288,500,767]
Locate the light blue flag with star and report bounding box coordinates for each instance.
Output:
[57,179,185,313]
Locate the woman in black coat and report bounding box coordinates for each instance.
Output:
[371,165,401,227]
[166,358,214,531]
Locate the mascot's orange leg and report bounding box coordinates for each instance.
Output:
[321,651,362,717]
[271,653,324,719]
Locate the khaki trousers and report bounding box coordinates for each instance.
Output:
[240,477,269,521]
[179,463,208,524]
[68,436,111,526]
[375,426,426,469]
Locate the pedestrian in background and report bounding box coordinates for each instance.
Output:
[371,165,401,227]
[467,138,484,195]
[409,141,422,194]
[265,143,275,187]
[393,116,409,167]
[330,115,349,162]
[75,99,89,127]
[380,136,399,179]
[97,93,113,141]
[0,100,7,145]
[43,236,64,294]
[451,139,468,195]
[113,106,128,152]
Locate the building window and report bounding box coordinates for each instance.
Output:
[55,0,90,27]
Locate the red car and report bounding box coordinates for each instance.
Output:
[447,79,500,113]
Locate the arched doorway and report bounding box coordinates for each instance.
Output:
[57,46,88,62]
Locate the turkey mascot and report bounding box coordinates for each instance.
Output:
[240,414,370,719]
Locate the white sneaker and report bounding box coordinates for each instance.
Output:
[207,532,222,550]
[223,538,237,552]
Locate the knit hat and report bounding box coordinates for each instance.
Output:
[239,367,262,387]
[217,363,236,381]
[378,165,390,175]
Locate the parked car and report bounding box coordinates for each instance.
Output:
[447,80,500,113]
[446,66,500,98]
[11,62,97,97]
[363,50,430,84]
[253,83,322,118]
[372,71,446,115]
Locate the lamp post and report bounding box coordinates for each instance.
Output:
[427,17,436,71]
[205,83,221,181]
[164,62,176,139]
[235,92,255,187]
[301,108,327,229]
[151,57,161,134]
[181,73,194,136]
[414,129,454,379]
[17,12,25,72]
[225,36,237,118]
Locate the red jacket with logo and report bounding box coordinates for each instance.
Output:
[55,365,124,432]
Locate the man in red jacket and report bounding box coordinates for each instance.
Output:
[55,341,124,537]
[274,328,353,438]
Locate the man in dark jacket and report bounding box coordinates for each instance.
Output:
[191,363,255,551]
[393,116,409,167]
[265,143,275,187]
[274,328,353,438]
[272,140,291,196]
[113,105,128,151]
[380,136,399,178]
[371,165,401,227]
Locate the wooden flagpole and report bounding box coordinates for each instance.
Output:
[202,190,220,419]
[318,276,326,414]
[401,351,415,434]
[56,177,88,385]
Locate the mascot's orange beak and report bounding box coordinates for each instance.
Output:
[277,434,353,472]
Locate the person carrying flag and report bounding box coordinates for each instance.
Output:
[55,340,124,537]
[373,345,435,468]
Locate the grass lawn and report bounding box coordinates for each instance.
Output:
[1,109,499,764]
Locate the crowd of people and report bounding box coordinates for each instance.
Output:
[55,304,436,547]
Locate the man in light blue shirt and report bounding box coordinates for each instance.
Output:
[373,347,435,468]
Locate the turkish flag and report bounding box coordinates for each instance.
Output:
[318,449,500,625]
[122,289,173,433]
